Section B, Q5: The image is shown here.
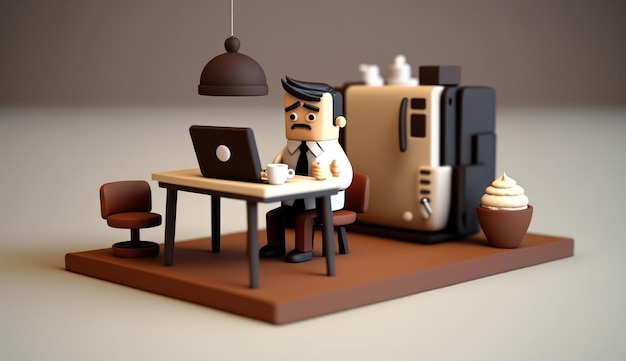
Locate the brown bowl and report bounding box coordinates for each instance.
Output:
[476,205,533,248]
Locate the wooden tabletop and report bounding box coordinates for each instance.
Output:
[152,168,342,201]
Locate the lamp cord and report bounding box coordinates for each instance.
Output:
[230,0,234,36]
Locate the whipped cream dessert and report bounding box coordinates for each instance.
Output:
[480,172,529,210]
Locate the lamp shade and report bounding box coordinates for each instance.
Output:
[198,36,268,96]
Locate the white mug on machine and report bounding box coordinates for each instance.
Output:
[262,163,295,185]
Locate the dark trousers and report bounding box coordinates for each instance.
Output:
[266,205,318,252]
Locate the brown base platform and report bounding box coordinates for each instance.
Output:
[65,231,573,324]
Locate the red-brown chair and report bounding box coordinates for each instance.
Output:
[100,180,161,258]
[317,172,370,254]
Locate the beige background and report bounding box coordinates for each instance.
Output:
[1,1,625,360]
[1,0,625,107]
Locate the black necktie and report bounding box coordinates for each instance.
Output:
[296,141,309,176]
[292,141,309,210]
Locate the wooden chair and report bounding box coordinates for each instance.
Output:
[100,180,161,258]
[316,172,370,254]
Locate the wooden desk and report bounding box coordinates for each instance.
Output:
[151,168,342,288]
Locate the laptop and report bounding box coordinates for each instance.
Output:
[189,125,263,183]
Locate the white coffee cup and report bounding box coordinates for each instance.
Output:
[262,163,295,185]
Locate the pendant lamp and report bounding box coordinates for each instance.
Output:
[198,1,268,96]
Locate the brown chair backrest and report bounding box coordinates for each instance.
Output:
[344,173,370,213]
[100,180,152,219]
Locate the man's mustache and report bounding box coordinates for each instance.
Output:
[291,124,312,130]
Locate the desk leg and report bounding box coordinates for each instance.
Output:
[163,188,178,266]
[247,201,259,289]
[319,196,336,276]
[211,196,220,252]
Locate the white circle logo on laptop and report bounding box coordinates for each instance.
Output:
[215,145,232,162]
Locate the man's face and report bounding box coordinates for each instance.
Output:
[284,92,339,141]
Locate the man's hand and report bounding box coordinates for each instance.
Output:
[311,162,327,180]
[312,160,341,180]
[330,160,341,177]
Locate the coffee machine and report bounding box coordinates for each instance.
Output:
[342,63,496,243]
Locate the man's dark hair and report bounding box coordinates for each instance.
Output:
[281,77,344,123]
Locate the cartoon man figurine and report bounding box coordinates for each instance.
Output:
[260,77,353,263]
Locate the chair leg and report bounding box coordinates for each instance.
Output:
[337,226,349,254]
[130,228,141,247]
[319,226,350,255]
[112,228,159,258]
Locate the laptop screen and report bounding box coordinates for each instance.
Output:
[189,125,263,183]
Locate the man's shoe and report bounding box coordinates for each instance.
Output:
[259,244,285,258]
[285,249,313,263]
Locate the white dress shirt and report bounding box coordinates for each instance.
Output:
[273,139,353,211]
